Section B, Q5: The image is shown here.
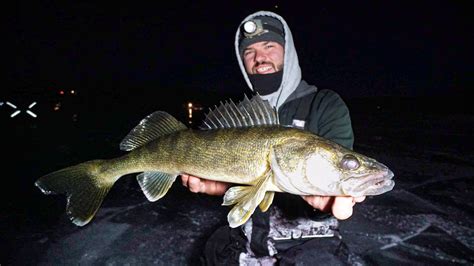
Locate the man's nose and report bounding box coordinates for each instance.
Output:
[255,50,267,63]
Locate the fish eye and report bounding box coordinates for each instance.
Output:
[340,154,360,170]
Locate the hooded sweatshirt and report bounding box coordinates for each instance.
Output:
[235,11,302,110]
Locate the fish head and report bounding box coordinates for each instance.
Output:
[304,140,395,197]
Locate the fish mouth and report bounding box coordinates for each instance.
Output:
[344,169,395,196]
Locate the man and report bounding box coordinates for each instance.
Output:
[181,11,364,264]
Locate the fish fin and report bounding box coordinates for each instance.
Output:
[222,186,249,206]
[137,171,177,202]
[120,111,187,151]
[225,170,273,228]
[259,192,275,212]
[225,186,274,213]
[35,160,116,226]
[199,94,279,130]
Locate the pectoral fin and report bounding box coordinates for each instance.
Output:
[222,186,248,206]
[224,171,273,228]
[137,171,177,202]
[259,192,274,212]
[223,188,274,212]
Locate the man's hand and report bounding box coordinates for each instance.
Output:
[302,195,366,220]
[181,174,230,196]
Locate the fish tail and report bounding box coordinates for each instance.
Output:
[35,159,117,226]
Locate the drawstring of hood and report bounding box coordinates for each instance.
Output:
[235,11,302,110]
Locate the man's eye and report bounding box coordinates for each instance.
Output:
[244,51,254,57]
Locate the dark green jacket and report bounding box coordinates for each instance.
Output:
[278,80,354,150]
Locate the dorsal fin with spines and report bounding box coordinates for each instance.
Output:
[120,111,187,151]
[199,94,279,130]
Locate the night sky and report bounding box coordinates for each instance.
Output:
[9,1,470,99]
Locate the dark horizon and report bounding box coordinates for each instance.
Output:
[8,2,471,99]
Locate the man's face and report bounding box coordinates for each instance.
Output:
[242,41,284,75]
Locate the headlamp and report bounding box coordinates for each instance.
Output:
[242,19,268,38]
[238,16,285,56]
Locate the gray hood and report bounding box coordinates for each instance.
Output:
[235,11,302,110]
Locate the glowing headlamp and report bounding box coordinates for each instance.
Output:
[242,19,268,38]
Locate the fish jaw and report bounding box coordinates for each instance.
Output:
[341,168,395,197]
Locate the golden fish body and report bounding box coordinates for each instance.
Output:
[121,127,311,188]
[35,96,394,228]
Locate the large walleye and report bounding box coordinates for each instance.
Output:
[35,95,394,228]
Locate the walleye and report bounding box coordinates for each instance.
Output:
[35,95,394,228]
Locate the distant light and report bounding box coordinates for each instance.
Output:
[11,110,21,118]
[6,101,17,109]
[29,102,37,109]
[54,102,61,111]
[188,102,194,120]
[59,90,64,95]
[275,5,278,8]
[0,102,4,107]
[27,110,37,118]
[71,90,75,94]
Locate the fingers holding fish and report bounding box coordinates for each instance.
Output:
[181,173,190,187]
[353,196,366,203]
[302,195,363,220]
[301,195,333,213]
[332,196,354,220]
[188,174,203,193]
[180,174,202,192]
[181,174,230,196]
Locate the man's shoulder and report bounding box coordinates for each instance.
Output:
[315,88,342,99]
[307,89,350,121]
[281,87,346,111]
[293,82,342,101]
[314,89,347,106]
